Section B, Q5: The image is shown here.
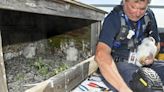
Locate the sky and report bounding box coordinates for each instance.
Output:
[78,0,164,5]
[78,0,164,28]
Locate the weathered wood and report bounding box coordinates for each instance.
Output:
[0,1,105,92]
[0,31,8,92]
[91,22,101,54]
[25,56,98,92]
[0,0,6,3]
[0,0,106,21]
[63,0,107,14]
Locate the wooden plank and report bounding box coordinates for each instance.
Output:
[65,65,84,91]
[0,0,6,3]
[88,56,98,76]
[0,0,106,21]
[0,31,8,92]
[63,0,108,14]
[25,56,98,92]
[91,22,101,54]
[49,72,66,92]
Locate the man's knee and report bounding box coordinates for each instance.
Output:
[116,62,139,83]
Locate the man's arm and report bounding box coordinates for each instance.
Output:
[95,42,133,92]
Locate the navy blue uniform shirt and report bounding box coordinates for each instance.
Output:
[98,5,160,59]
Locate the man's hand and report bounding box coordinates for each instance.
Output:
[95,42,133,92]
[136,37,157,66]
[140,53,154,65]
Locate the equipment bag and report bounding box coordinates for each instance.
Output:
[130,67,164,92]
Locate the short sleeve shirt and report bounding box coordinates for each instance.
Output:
[98,6,160,49]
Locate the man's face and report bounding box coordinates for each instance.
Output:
[123,0,148,22]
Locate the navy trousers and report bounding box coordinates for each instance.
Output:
[102,61,164,92]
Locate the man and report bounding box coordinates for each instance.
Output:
[95,0,164,92]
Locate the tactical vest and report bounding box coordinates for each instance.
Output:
[112,5,154,60]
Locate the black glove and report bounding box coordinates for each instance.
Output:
[130,67,164,92]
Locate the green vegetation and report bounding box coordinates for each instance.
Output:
[47,63,69,77]
[15,73,25,81]
[48,26,91,49]
[31,26,90,77]
[33,57,69,77]
[33,57,49,76]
